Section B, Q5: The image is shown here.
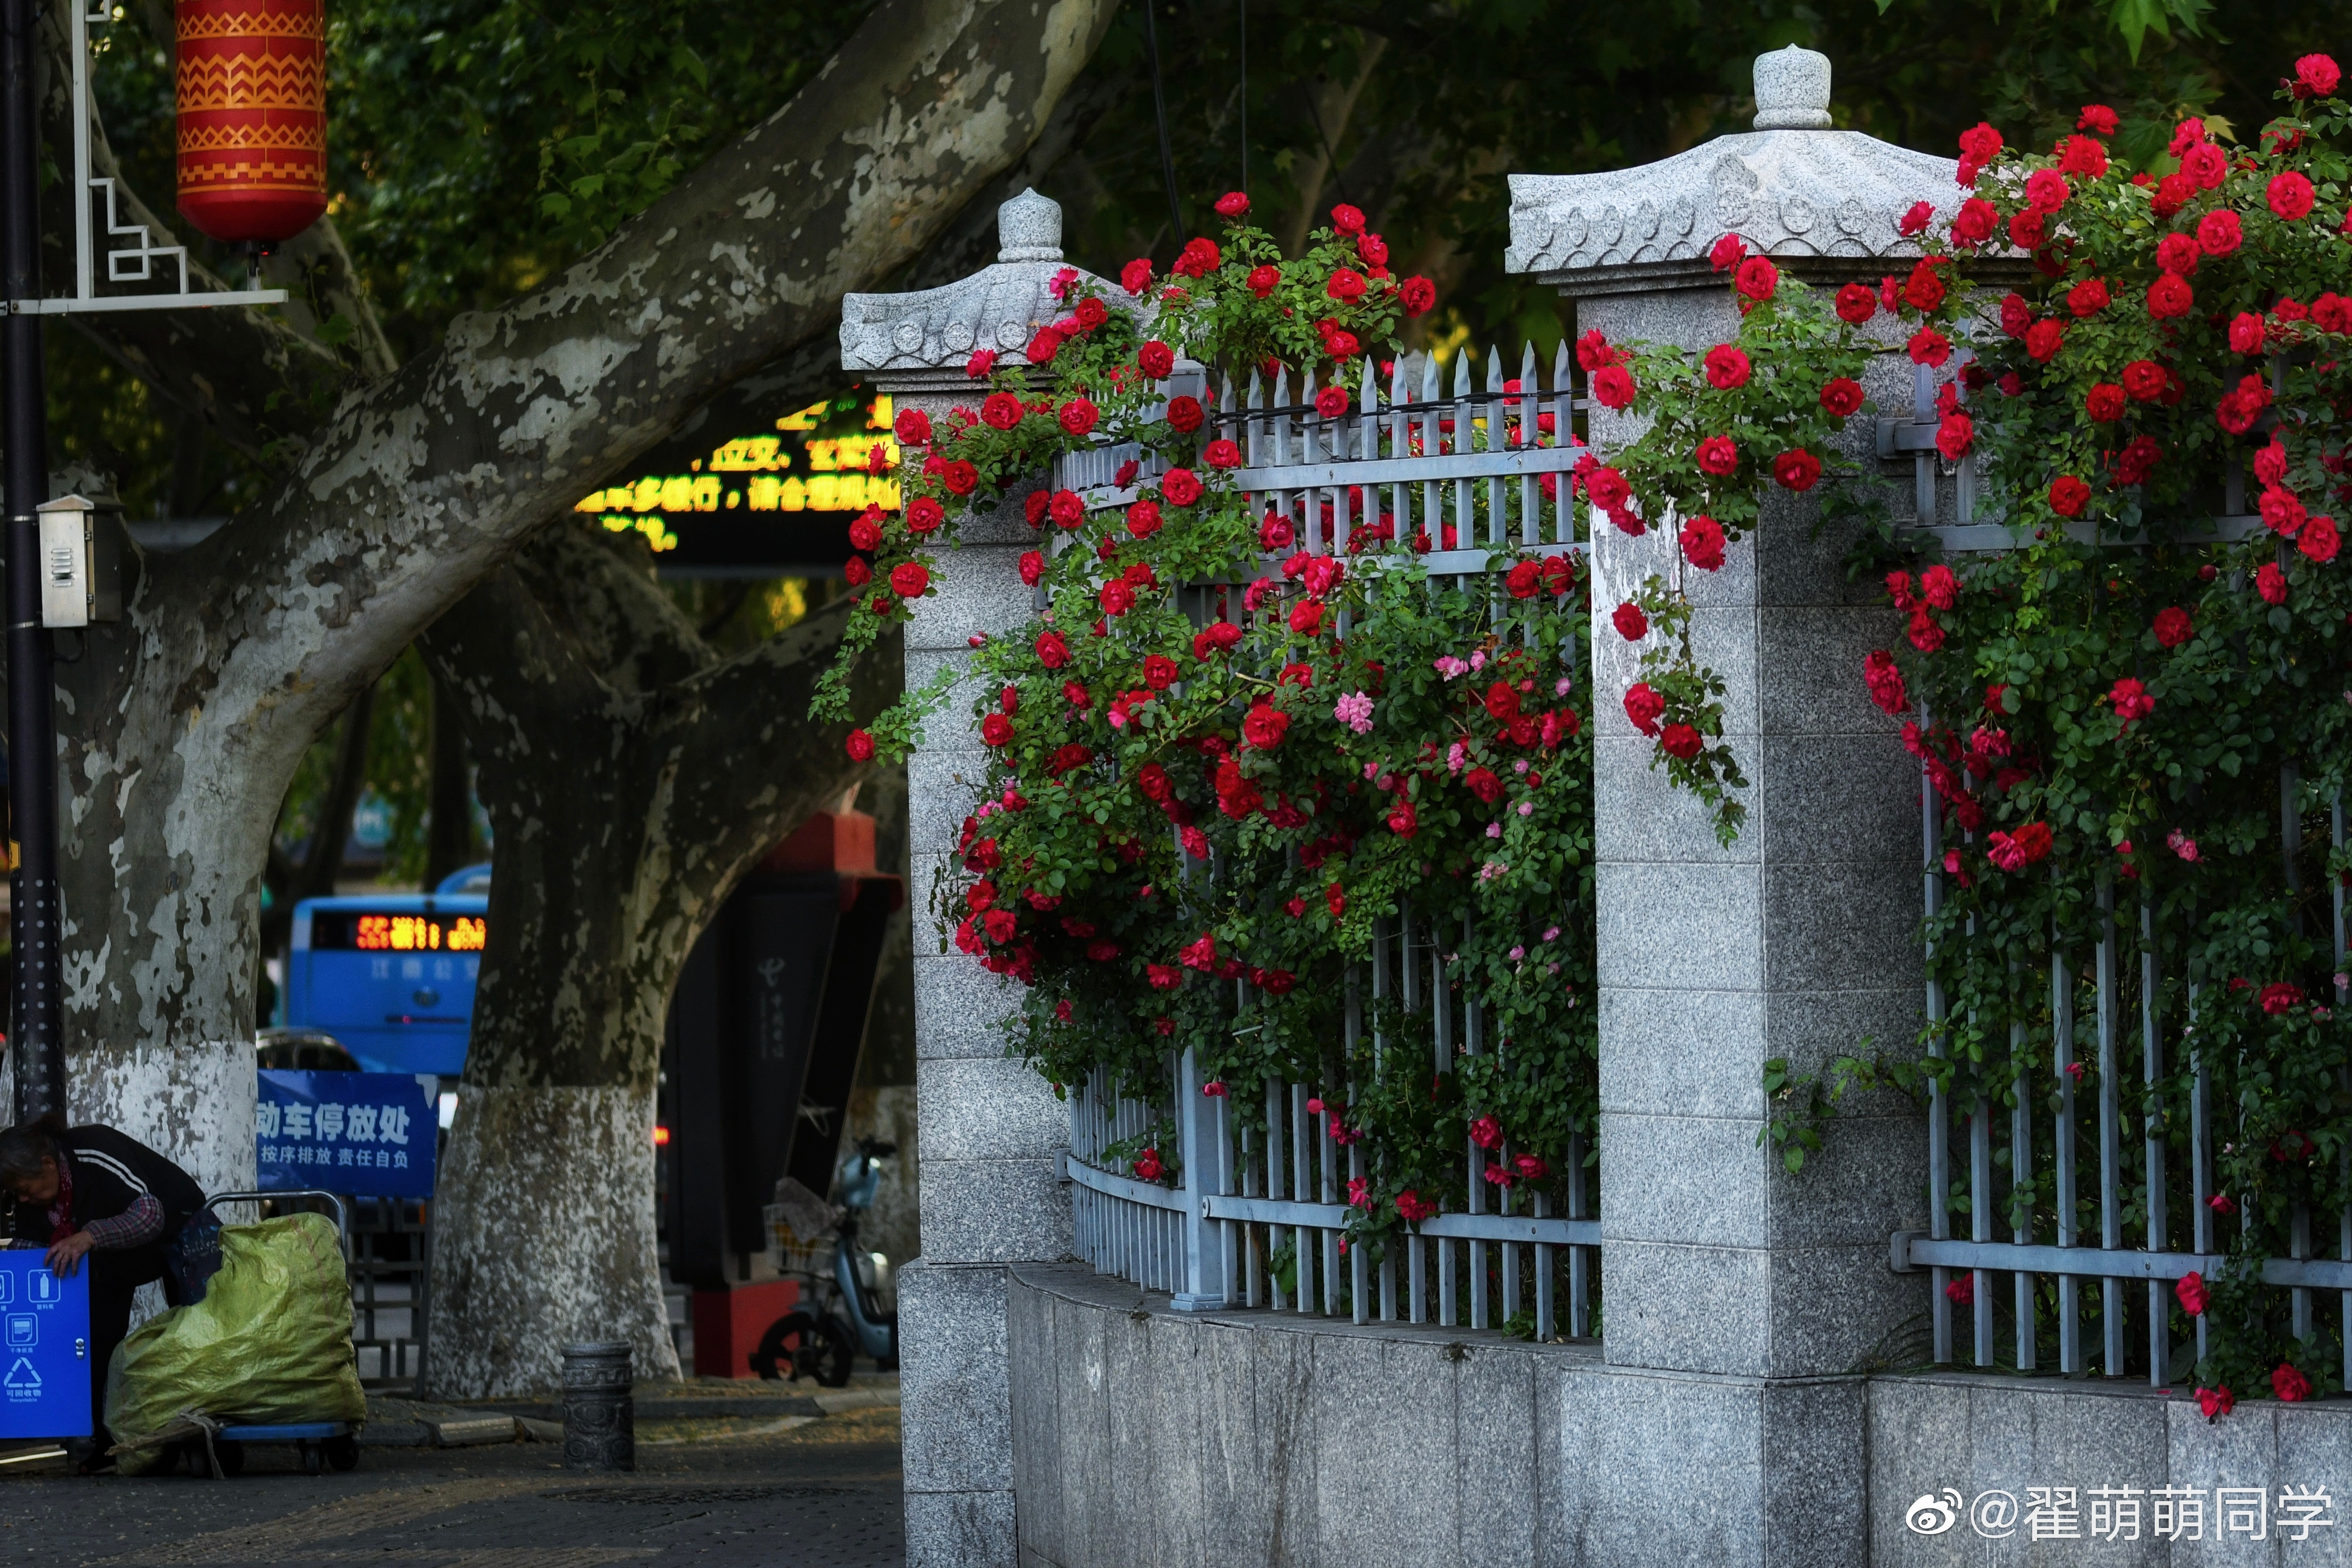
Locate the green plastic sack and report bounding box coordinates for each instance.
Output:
[105,1212,364,1474]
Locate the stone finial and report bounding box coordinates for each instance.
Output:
[1752,45,1832,131]
[997,188,1063,263]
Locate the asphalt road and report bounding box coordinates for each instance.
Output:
[0,1404,905,1568]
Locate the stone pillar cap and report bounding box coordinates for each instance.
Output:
[1501,49,1975,292]
[842,189,1142,373]
[1753,45,1832,131]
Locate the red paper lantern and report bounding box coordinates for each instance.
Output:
[175,0,328,245]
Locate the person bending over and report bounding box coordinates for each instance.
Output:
[0,1116,206,1469]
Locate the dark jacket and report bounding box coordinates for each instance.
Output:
[6,1125,207,1278]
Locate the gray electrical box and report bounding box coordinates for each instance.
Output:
[37,495,120,629]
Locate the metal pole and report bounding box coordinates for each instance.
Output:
[2,0,61,1124]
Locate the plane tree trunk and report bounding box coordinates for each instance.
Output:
[415,526,897,1397]
[12,0,1115,1194]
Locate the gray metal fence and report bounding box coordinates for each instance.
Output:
[1886,363,2352,1383]
[1048,342,1601,1333]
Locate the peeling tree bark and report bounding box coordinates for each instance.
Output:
[19,0,1116,1197]
[415,526,898,1398]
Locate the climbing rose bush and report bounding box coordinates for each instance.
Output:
[815,203,1595,1253]
[1711,61,2352,1407]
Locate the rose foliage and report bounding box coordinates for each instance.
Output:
[1674,63,2352,1401]
[813,205,1595,1261]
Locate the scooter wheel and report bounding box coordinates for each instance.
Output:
[324,1434,360,1472]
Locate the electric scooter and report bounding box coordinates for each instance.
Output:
[749,1138,900,1386]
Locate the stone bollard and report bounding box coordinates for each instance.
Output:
[559,1342,634,1472]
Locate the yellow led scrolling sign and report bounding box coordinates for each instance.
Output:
[574,395,902,553]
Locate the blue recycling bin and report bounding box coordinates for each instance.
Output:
[0,1251,92,1439]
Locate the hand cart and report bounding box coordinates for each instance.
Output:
[180,1189,360,1477]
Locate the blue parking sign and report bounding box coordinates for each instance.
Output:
[258,1070,436,1199]
[0,1252,92,1439]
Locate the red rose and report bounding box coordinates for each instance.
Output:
[1399,276,1436,315]
[1660,723,1703,760]
[1386,799,1417,838]
[981,391,1024,430]
[1998,292,2031,337]
[1120,258,1153,295]
[1957,121,2004,165]
[893,407,932,446]
[1239,702,1290,751]
[1289,600,1323,635]
[2258,562,2288,604]
[1623,682,1665,737]
[1696,435,1738,476]
[1505,559,1542,599]
[2301,515,2340,563]
[2110,677,2154,725]
[2146,275,2194,320]
[1248,264,1281,299]
[1050,490,1086,529]
[2115,435,2162,486]
[980,713,1013,747]
[1203,439,1244,469]
[844,557,872,586]
[2196,1385,2234,1421]
[2009,209,2047,250]
[1465,766,1504,804]
[1058,398,1100,437]
[2025,169,2070,212]
[1134,342,1178,382]
[1680,516,1726,571]
[941,459,978,495]
[1356,232,1388,267]
[1835,282,1877,324]
[1172,236,1222,277]
[2180,142,2228,189]
[1315,386,1350,420]
[2025,319,2065,361]
[1772,450,1823,492]
[1818,378,1864,419]
[844,729,877,762]
[849,514,884,551]
[2270,172,2317,221]
[1612,601,1649,641]
[2274,1364,2313,1403]
[2085,383,2125,422]
[1863,650,1907,716]
[1898,201,1933,237]
[1326,268,1367,303]
[1026,327,1065,365]
[1162,468,1203,507]
[1035,630,1071,667]
[2153,606,2193,648]
[2057,134,2108,178]
[1902,258,1946,311]
[1734,255,1778,302]
[1703,344,1750,390]
[1484,681,1522,723]
[1936,411,1973,461]
[2120,360,2167,404]
[2154,233,2200,278]
[890,561,930,599]
[1099,580,1135,616]
[2066,278,2110,317]
[2174,1270,2208,1316]
[907,496,947,535]
[1920,565,1957,609]
[1162,397,1208,438]
[1329,203,1366,235]
[1214,190,1250,219]
[1126,500,1162,539]
[1951,198,1997,245]
[1591,365,1637,410]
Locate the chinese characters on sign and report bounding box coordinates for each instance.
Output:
[257,1070,435,1200]
[1907,1484,2335,1542]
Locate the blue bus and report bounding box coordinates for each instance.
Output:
[285,866,489,1075]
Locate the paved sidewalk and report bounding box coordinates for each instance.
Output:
[0,1391,903,1568]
